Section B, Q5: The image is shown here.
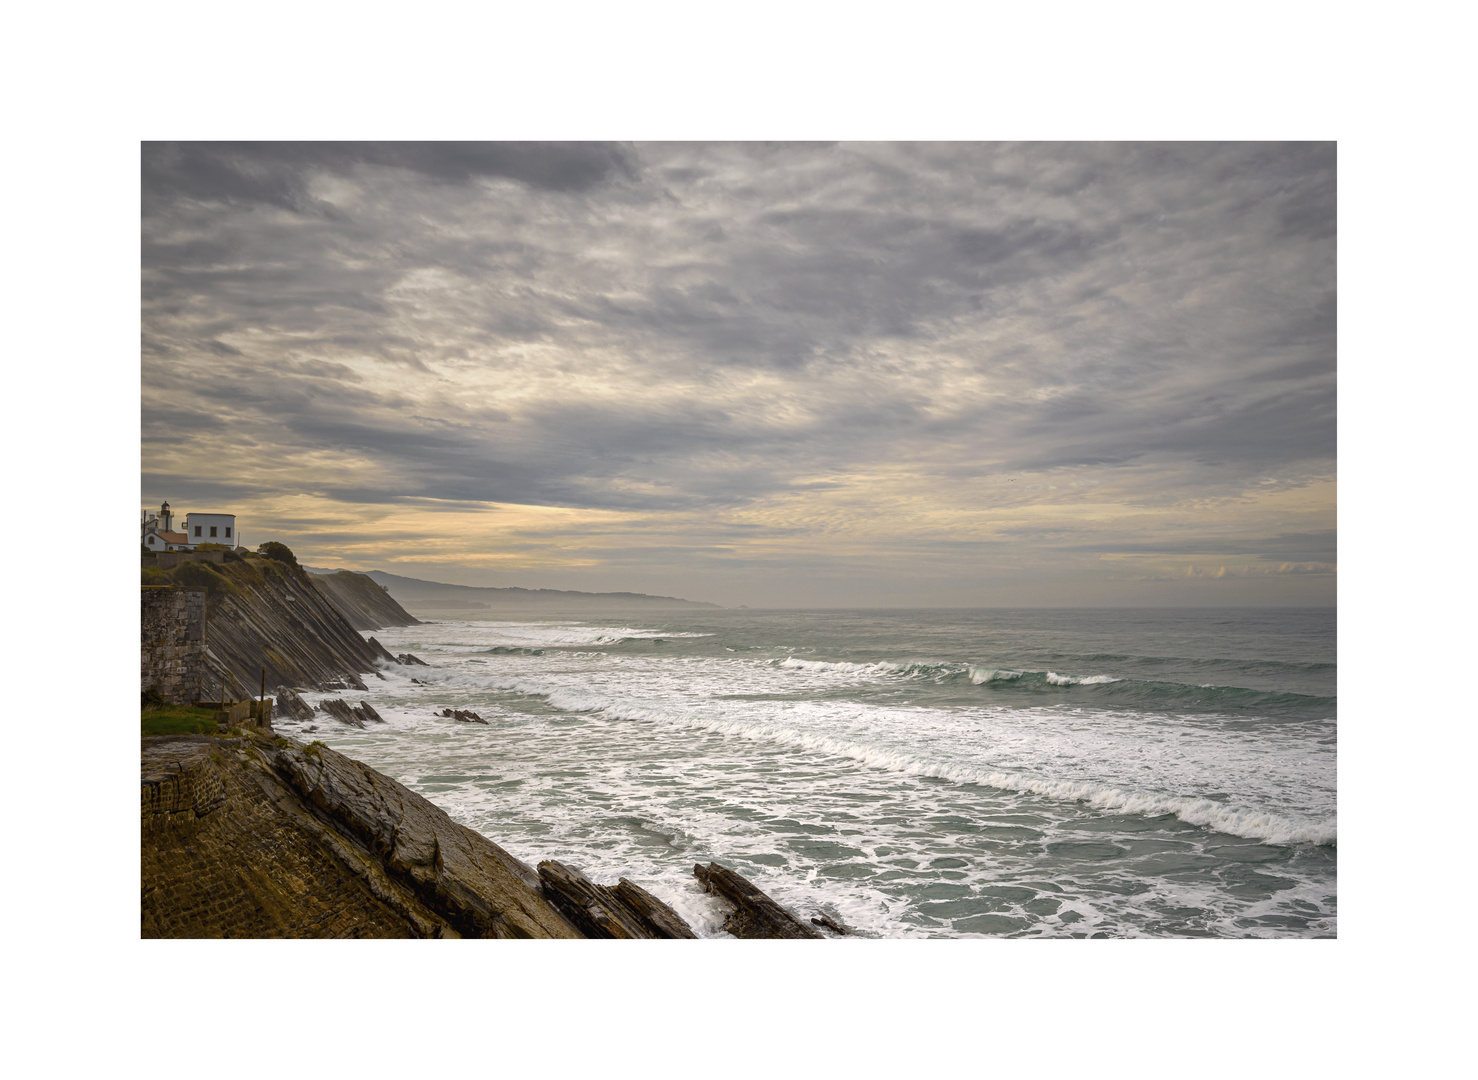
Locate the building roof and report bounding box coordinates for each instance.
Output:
[151,530,189,544]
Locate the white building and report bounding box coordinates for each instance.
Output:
[182,512,237,546]
[141,502,241,551]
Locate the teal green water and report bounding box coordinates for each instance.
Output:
[285,607,1335,937]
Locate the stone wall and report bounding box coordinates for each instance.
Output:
[141,586,207,703]
[143,550,225,570]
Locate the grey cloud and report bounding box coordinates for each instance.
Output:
[142,141,634,213]
[142,142,1334,592]
[1062,531,1337,560]
[140,474,276,502]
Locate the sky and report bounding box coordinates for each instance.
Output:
[141,141,1335,608]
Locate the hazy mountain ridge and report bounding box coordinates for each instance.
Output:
[302,567,722,612]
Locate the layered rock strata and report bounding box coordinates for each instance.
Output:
[142,731,833,940]
[308,570,421,632]
[143,554,399,693]
[537,859,697,938]
[142,733,581,939]
[694,861,824,938]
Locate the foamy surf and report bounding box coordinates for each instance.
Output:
[476,677,1335,847]
[289,608,1336,938]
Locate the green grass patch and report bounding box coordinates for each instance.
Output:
[141,566,171,587]
[141,704,220,737]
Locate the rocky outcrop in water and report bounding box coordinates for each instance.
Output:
[537,859,697,938]
[439,708,486,724]
[141,732,582,938]
[275,686,315,721]
[308,570,421,632]
[319,698,384,728]
[694,861,823,938]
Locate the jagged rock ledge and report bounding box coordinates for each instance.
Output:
[143,732,581,938]
[142,732,828,939]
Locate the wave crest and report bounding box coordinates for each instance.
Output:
[490,677,1335,847]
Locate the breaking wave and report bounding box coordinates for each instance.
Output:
[485,677,1335,847]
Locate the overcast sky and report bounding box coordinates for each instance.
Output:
[141,142,1334,607]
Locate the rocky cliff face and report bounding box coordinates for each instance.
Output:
[308,570,420,632]
[141,732,583,938]
[142,553,394,694]
[141,730,832,939]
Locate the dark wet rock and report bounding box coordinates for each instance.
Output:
[537,860,696,939]
[275,685,315,722]
[615,878,697,939]
[355,701,385,724]
[321,698,364,728]
[439,708,486,724]
[694,861,823,939]
[811,913,853,936]
[366,637,398,664]
[398,652,430,666]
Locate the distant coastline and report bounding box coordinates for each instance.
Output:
[301,566,721,615]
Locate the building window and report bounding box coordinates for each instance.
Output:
[194,526,202,536]
[148,536,155,545]
[210,526,218,537]
[225,527,232,538]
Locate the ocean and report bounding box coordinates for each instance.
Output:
[277,607,1336,938]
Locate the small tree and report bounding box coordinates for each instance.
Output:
[257,541,298,567]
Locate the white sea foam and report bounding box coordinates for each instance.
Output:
[778,657,890,675]
[474,673,1334,847]
[331,614,1337,937]
[777,657,946,679]
[1045,671,1122,686]
[969,666,1024,684]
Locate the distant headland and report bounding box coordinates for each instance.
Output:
[302,567,722,615]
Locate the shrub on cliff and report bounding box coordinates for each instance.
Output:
[173,560,229,594]
[195,543,243,562]
[257,541,298,567]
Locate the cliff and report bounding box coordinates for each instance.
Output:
[309,570,420,632]
[142,551,395,695]
[142,731,582,938]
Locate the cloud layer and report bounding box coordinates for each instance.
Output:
[142,142,1335,606]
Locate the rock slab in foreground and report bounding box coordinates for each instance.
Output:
[537,860,696,939]
[275,685,316,721]
[142,733,581,938]
[694,861,823,939]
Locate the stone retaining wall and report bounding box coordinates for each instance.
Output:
[141,587,207,704]
[143,550,226,570]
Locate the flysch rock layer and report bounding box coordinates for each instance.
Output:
[141,733,581,939]
[309,570,421,632]
[145,554,399,693]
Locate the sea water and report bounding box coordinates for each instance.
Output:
[276,608,1336,938]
